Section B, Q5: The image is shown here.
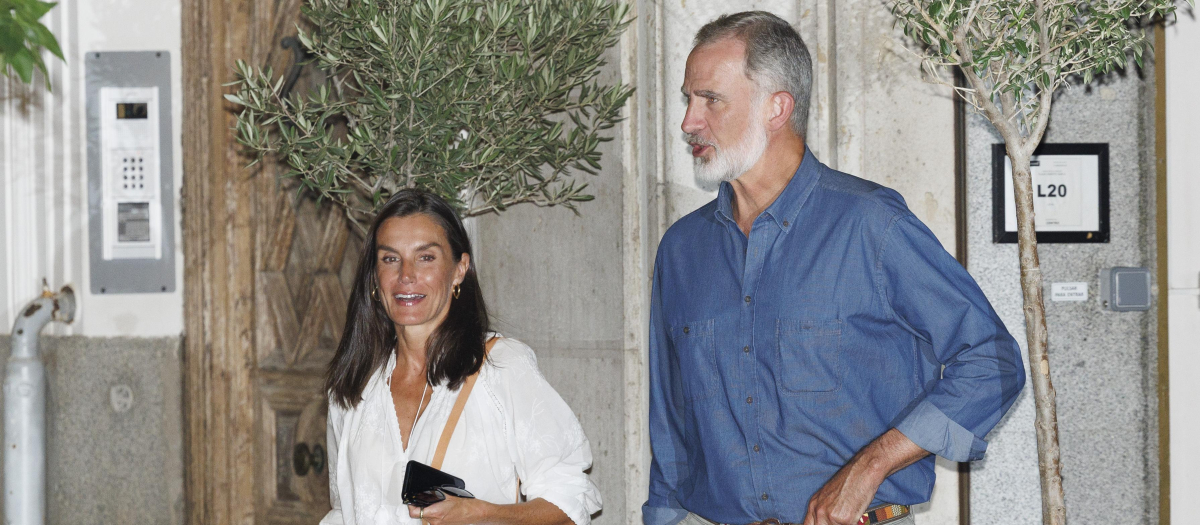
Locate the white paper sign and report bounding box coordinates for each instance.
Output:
[1004,155,1101,232]
[1051,282,1089,302]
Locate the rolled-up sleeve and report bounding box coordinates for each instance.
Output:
[644,257,689,525]
[505,349,603,525]
[876,214,1026,462]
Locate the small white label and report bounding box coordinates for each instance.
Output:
[1051,282,1088,302]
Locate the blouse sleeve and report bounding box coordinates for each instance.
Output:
[320,398,346,525]
[496,341,603,525]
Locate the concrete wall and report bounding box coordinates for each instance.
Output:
[965,71,1161,523]
[473,40,629,525]
[0,336,183,524]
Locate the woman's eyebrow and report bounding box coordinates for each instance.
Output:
[377,242,442,253]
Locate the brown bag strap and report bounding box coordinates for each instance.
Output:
[430,336,498,470]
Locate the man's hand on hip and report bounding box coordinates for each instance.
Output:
[803,429,930,525]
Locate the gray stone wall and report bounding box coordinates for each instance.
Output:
[965,69,1160,523]
[0,335,184,524]
[473,43,628,524]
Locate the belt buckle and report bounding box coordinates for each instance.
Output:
[759,519,782,525]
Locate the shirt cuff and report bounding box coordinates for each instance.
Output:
[642,504,688,525]
[894,399,988,462]
[534,483,602,525]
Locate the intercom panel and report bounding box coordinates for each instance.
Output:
[86,51,175,293]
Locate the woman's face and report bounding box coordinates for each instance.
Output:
[374,213,470,337]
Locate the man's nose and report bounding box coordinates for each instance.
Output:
[681,103,704,135]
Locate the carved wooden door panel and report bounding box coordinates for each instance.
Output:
[183,0,355,523]
[254,190,353,523]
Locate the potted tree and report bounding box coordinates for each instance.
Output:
[888,1,1189,523]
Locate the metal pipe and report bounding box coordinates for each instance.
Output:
[4,284,75,525]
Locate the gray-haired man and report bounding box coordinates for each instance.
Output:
[644,11,1025,525]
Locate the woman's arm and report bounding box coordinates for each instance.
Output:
[408,496,571,525]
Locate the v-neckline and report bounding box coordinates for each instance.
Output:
[385,356,434,454]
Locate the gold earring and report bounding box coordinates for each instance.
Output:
[371,286,378,301]
[452,284,461,299]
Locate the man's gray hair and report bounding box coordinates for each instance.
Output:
[694,11,813,138]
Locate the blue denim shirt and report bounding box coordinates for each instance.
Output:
[643,149,1025,525]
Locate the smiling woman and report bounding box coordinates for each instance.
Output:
[322,189,602,525]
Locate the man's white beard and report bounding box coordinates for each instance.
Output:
[693,120,769,191]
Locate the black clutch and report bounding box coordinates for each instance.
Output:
[401,460,476,507]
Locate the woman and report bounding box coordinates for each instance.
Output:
[321,189,601,525]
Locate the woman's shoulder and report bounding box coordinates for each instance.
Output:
[484,335,542,373]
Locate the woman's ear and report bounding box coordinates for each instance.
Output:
[456,253,471,284]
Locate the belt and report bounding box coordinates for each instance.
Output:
[857,504,910,524]
[736,504,910,525]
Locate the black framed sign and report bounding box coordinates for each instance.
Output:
[992,143,1110,243]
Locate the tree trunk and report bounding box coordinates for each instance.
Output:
[1007,148,1067,525]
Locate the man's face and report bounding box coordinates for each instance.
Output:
[681,38,769,189]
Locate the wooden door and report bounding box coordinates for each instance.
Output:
[182,0,353,523]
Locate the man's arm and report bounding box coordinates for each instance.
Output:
[805,211,1025,525]
[643,259,690,525]
[876,213,1025,462]
[802,429,928,525]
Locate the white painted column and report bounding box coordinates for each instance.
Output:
[1165,11,1200,523]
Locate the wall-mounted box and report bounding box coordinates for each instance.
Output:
[86,51,175,294]
[1099,267,1152,311]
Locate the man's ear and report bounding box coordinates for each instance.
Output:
[767,91,795,132]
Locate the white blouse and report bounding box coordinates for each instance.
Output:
[320,336,602,525]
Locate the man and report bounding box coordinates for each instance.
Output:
[644,11,1025,525]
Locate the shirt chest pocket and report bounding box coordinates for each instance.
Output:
[776,318,844,394]
[670,319,719,401]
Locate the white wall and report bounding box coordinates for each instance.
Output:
[1165,9,1200,522]
[0,0,183,337]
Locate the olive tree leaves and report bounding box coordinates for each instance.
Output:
[226,0,633,225]
[891,0,1186,153]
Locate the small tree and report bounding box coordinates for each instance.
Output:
[226,0,633,227]
[889,1,1188,523]
[0,0,64,88]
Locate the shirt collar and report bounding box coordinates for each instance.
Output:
[714,147,821,232]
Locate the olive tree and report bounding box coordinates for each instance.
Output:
[889,1,1189,523]
[226,0,633,227]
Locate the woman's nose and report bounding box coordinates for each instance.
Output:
[399,261,416,283]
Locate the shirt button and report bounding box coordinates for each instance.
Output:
[761,493,769,501]
[682,326,689,333]
[746,396,753,404]
[783,220,789,227]
[753,444,761,452]
[743,346,750,353]
[744,295,751,303]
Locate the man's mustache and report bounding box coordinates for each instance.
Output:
[684,133,714,147]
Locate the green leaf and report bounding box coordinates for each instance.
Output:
[7,47,35,84]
